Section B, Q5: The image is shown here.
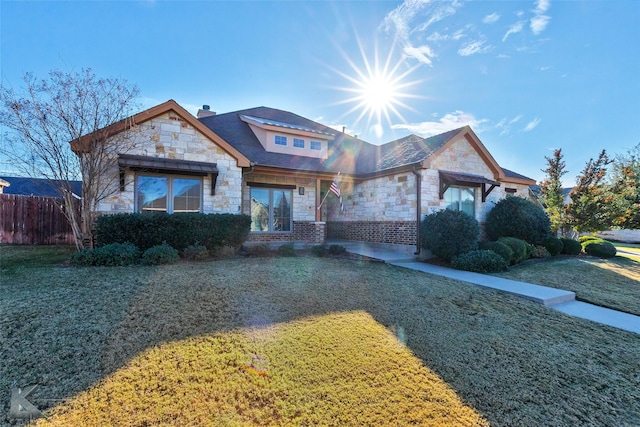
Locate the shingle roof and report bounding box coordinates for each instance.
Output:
[0,176,82,197]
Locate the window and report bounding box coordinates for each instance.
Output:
[444,187,475,217]
[310,140,322,150]
[275,135,287,146]
[250,187,292,232]
[136,174,202,213]
[293,138,305,148]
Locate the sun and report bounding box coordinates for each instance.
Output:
[328,36,422,139]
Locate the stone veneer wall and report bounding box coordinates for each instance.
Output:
[246,221,326,244]
[326,221,417,245]
[96,111,243,214]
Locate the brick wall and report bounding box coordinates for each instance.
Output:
[327,221,417,245]
[246,221,326,244]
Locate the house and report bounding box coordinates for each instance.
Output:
[76,100,536,250]
[0,176,82,198]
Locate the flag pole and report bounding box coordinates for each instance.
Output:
[317,172,340,210]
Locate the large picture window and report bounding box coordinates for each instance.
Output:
[444,187,475,217]
[250,187,292,232]
[136,174,202,213]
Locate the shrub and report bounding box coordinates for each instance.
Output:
[451,250,508,273]
[421,209,480,262]
[310,245,328,257]
[70,242,141,266]
[141,242,180,265]
[485,196,552,245]
[182,243,210,261]
[497,237,530,264]
[278,243,297,257]
[479,241,513,264]
[582,239,617,258]
[96,213,251,252]
[328,244,347,255]
[244,244,270,257]
[560,238,582,255]
[542,236,564,256]
[530,245,552,258]
[578,235,600,244]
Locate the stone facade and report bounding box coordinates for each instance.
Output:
[96,111,243,215]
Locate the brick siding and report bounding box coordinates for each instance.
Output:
[246,221,326,244]
[327,221,417,246]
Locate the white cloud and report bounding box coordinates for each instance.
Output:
[458,39,492,56]
[522,117,541,132]
[540,66,551,71]
[483,13,500,24]
[535,0,550,14]
[496,114,523,135]
[530,14,551,34]
[391,110,488,137]
[502,21,525,42]
[497,53,510,59]
[403,45,436,65]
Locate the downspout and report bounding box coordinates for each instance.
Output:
[412,166,422,255]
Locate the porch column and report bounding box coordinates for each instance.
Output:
[315,178,321,222]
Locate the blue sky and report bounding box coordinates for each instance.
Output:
[1,0,638,185]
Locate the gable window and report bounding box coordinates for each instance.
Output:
[275,135,287,146]
[444,187,475,217]
[293,138,305,148]
[250,187,292,232]
[136,174,202,213]
[310,141,322,150]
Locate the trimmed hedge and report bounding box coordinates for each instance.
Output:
[278,243,297,257]
[542,236,564,256]
[497,237,530,264]
[560,238,582,255]
[71,242,141,266]
[479,241,513,264]
[530,245,551,258]
[141,242,180,265]
[451,250,508,273]
[578,235,600,244]
[485,196,551,245]
[582,239,617,258]
[96,213,250,252]
[421,209,480,262]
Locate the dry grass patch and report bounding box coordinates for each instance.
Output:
[36,311,487,426]
[494,256,640,316]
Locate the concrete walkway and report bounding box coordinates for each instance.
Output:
[330,240,640,335]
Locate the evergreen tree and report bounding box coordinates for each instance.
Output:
[539,149,568,234]
[610,143,640,229]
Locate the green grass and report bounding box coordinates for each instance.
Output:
[1,246,639,426]
[494,256,640,316]
[0,245,75,274]
[613,242,640,262]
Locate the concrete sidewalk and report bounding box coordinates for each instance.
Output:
[331,240,640,335]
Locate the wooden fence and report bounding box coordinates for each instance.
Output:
[0,194,78,245]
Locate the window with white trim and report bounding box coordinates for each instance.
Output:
[250,187,292,232]
[275,135,287,146]
[293,138,305,148]
[310,140,322,150]
[136,174,202,213]
[444,187,475,217]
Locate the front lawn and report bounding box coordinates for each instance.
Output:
[493,256,640,316]
[1,247,639,426]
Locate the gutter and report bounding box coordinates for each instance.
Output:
[412,166,422,255]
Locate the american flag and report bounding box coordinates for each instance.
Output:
[329,179,344,213]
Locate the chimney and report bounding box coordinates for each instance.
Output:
[197,104,216,118]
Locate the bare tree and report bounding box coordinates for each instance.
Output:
[0,69,139,249]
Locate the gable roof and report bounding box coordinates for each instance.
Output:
[0,176,82,198]
[72,100,251,168]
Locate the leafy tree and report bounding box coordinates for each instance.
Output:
[0,69,139,249]
[539,148,568,234]
[564,150,612,233]
[609,143,640,229]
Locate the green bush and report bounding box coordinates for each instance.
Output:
[479,241,513,264]
[578,235,600,244]
[560,238,582,255]
[497,237,530,264]
[70,242,141,266]
[530,245,552,258]
[310,245,328,257]
[96,213,251,252]
[582,239,617,258]
[542,236,564,256]
[278,243,297,257]
[141,242,180,265]
[244,244,270,257]
[182,243,210,261]
[485,196,551,245]
[451,250,508,273]
[328,244,347,255]
[421,209,480,262]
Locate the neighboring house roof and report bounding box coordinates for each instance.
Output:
[0,176,82,198]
